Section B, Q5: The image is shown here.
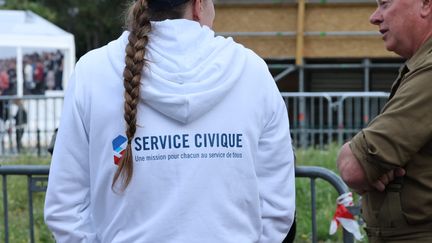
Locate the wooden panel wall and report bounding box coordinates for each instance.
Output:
[213,3,398,59]
[214,5,297,31]
[305,4,375,31]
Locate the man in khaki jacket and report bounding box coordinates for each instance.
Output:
[337,0,432,242]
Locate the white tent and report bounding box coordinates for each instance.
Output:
[0,9,75,96]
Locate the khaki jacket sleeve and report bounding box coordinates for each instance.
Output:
[350,66,432,184]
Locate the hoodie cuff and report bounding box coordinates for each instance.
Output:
[350,131,387,185]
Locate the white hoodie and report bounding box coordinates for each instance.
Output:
[44,19,295,243]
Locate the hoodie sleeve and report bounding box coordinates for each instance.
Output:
[256,84,296,243]
[44,70,97,242]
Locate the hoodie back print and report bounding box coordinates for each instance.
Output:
[44,19,295,243]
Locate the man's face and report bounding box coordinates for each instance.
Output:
[369,0,421,58]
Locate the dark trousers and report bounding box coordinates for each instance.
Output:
[283,217,296,243]
[16,128,24,152]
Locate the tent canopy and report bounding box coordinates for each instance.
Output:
[0,10,75,95]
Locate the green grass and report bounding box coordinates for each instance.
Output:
[295,144,344,242]
[0,146,362,243]
[0,155,54,243]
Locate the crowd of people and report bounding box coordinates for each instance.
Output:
[0,50,64,96]
[0,58,16,95]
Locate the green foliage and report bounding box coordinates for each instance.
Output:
[2,0,129,58]
[295,144,343,242]
[44,0,127,57]
[1,0,56,22]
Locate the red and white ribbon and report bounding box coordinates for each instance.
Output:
[329,192,363,240]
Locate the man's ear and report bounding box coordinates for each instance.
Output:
[421,0,432,18]
[192,0,203,21]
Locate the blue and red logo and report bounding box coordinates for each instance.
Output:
[112,135,127,165]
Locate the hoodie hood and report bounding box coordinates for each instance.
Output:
[107,19,247,123]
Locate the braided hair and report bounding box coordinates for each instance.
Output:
[112,0,151,191]
[113,0,191,191]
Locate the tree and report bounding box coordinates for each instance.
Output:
[2,0,128,58]
[1,0,56,22]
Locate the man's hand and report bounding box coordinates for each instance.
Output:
[371,167,406,192]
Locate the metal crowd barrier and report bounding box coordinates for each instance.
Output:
[0,95,63,156]
[281,92,389,148]
[0,165,49,243]
[0,92,389,154]
[0,165,356,243]
[295,166,355,243]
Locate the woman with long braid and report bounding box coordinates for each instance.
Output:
[44,0,295,242]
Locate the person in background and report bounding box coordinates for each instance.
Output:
[4,61,16,95]
[53,50,64,90]
[0,64,9,94]
[337,0,432,242]
[13,99,27,153]
[44,0,296,242]
[54,59,63,91]
[24,58,35,94]
[46,68,55,90]
[0,100,8,154]
[34,61,45,94]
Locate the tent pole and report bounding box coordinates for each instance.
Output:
[63,39,76,90]
[16,47,24,97]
